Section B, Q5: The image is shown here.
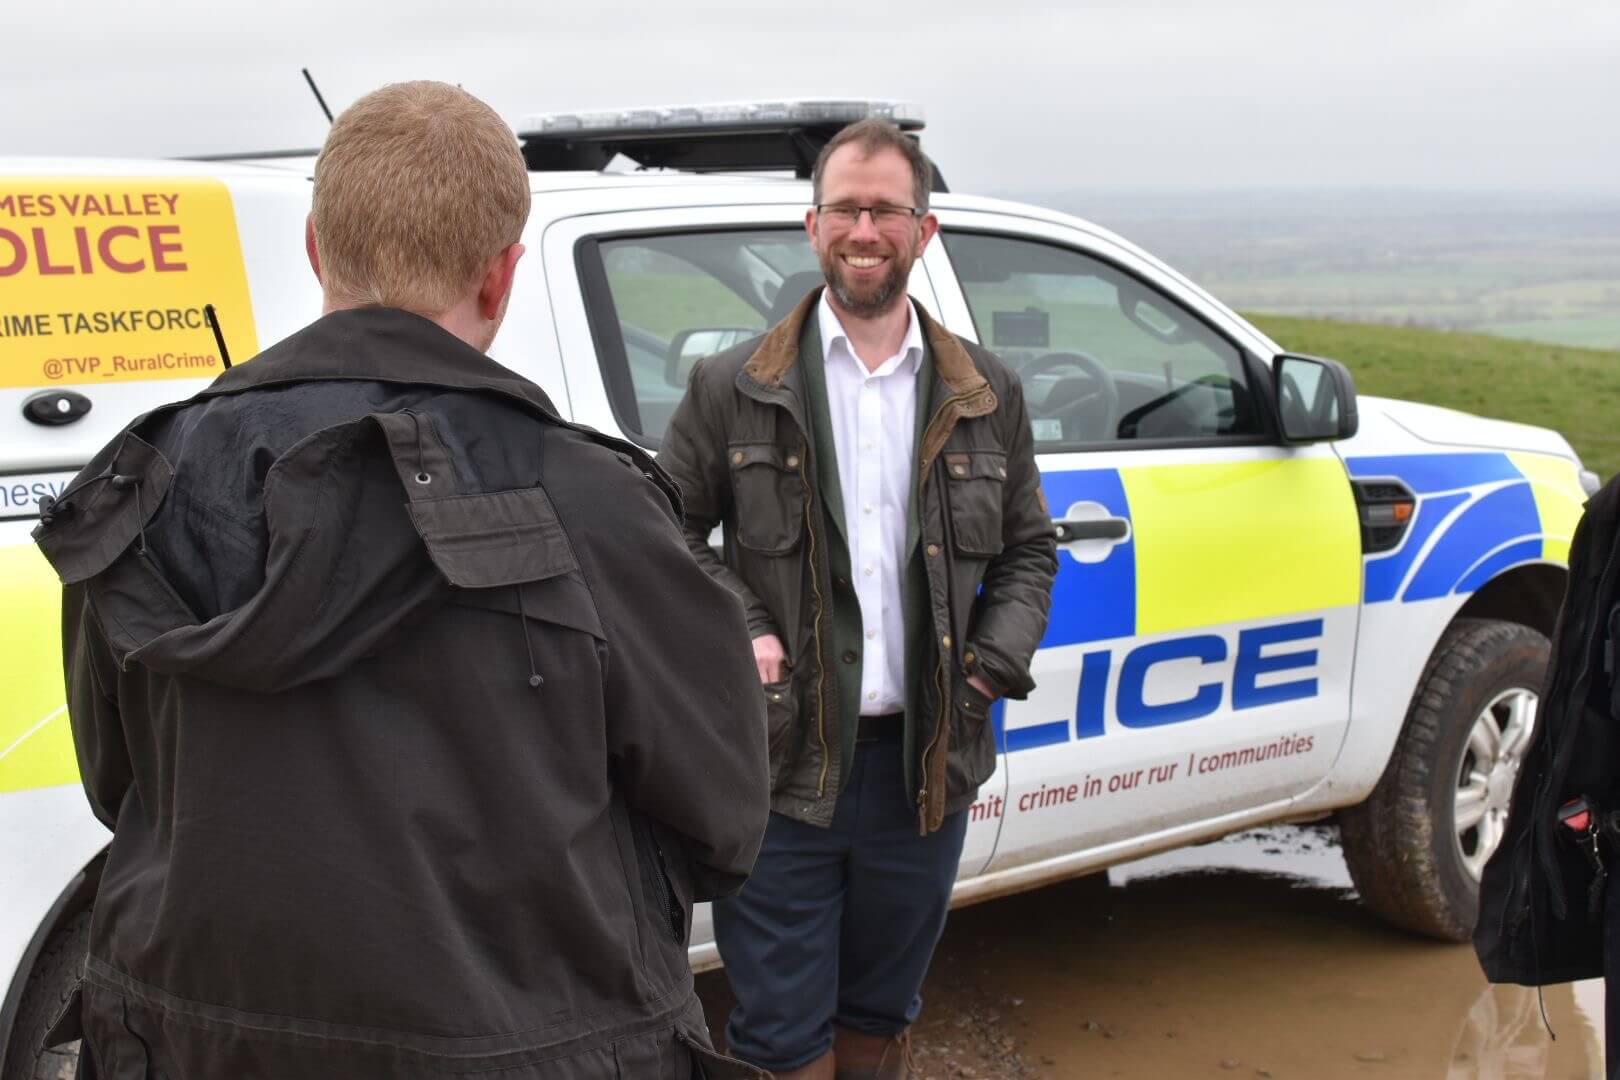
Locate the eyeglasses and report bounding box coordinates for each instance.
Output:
[815,203,924,228]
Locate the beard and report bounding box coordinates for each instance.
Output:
[819,245,911,320]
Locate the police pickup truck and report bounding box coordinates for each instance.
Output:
[0,100,1598,1079]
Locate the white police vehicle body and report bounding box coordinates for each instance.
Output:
[0,100,1599,1078]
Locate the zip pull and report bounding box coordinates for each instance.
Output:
[513,585,545,691]
[1587,832,1606,921]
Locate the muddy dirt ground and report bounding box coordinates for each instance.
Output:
[696,825,1606,1078]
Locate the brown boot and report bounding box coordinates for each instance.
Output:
[832,1026,914,1080]
[768,1049,837,1080]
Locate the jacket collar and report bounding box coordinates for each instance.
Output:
[743,285,991,400]
[203,307,561,416]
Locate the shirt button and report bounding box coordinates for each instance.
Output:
[864,565,875,576]
[926,543,940,557]
[863,503,874,514]
[842,650,859,664]
[867,691,878,702]
[866,629,877,640]
[864,442,874,451]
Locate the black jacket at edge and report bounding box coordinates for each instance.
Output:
[1477,473,1620,986]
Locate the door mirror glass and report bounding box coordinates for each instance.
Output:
[666,326,760,385]
[1274,354,1359,442]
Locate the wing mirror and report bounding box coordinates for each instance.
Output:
[1273,353,1359,443]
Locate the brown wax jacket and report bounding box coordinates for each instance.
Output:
[659,289,1057,833]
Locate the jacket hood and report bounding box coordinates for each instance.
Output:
[33,308,616,693]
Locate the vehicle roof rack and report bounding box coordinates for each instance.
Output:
[188,148,321,162]
[515,99,948,192]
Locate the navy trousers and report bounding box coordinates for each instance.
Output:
[712,732,970,1072]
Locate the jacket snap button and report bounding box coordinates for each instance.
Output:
[842,650,858,664]
[732,451,744,465]
[941,634,952,648]
[952,464,967,476]
[964,651,976,665]
[926,543,940,558]
[786,454,800,468]
[770,692,783,702]
[997,466,1007,477]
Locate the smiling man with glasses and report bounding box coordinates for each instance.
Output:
[660,119,1057,1079]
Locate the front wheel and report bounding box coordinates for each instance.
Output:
[1,910,87,1080]
[1339,618,1549,941]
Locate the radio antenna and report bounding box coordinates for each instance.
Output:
[302,68,334,125]
[204,304,234,370]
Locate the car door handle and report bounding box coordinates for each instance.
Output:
[1053,517,1130,542]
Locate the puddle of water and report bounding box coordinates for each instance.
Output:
[935,826,1605,1078]
[698,826,1605,1077]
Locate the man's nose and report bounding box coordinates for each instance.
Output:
[848,210,882,241]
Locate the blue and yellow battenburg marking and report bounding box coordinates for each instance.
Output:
[1037,458,1360,648]
[991,451,1582,754]
[1346,452,1583,604]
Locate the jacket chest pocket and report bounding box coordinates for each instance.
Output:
[729,442,807,555]
[943,450,1007,557]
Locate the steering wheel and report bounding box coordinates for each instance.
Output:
[1019,351,1120,442]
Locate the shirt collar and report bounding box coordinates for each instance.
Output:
[817,290,924,376]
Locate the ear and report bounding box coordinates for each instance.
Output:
[477,243,526,321]
[304,214,322,284]
[804,208,820,255]
[915,211,939,256]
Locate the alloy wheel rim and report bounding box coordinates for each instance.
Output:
[1454,687,1538,881]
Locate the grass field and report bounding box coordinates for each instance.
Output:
[1478,314,1620,351]
[1246,313,1620,480]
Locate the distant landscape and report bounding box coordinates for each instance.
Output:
[1009,188,1620,351]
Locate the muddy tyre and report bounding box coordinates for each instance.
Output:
[1,910,87,1080]
[1339,618,1549,941]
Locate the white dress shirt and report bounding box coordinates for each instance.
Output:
[818,293,925,717]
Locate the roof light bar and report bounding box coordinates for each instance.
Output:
[518,99,924,139]
[514,98,942,189]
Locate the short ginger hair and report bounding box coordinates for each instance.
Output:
[312,81,531,315]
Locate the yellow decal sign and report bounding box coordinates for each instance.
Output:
[0,178,259,388]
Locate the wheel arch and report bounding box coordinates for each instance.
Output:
[1451,562,1566,640]
[0,852,102,1077]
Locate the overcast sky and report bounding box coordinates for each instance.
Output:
[6,0,1617,197]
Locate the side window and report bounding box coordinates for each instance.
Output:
[941,232,1262,449]
[582,230,819,445]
